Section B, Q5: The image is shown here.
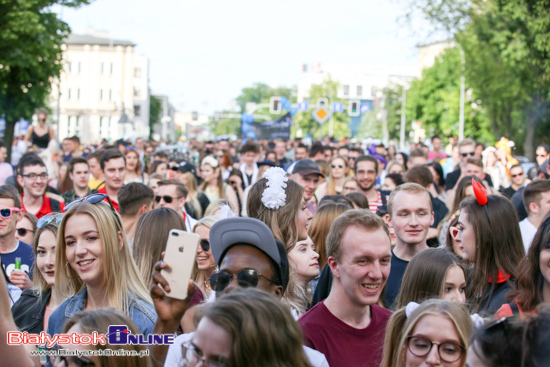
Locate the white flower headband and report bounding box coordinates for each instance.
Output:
[218,204,237,219]
[256,167,288,218]
[201,155,219,168]
[405,302,485,329]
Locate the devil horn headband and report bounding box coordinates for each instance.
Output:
[472,178,488,206]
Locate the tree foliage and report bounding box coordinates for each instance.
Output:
[0,0,91,158]
[149,95,162,140]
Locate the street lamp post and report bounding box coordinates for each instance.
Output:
[400,85,407,149]
[457,42,465,142]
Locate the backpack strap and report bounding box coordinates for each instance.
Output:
[50,199,61,213]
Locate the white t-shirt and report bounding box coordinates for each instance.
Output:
[164,332,329,367]
[519,218,537,252]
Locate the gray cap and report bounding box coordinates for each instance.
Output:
[210,217,289,292]
[292,158,324,177]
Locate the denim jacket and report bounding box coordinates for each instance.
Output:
[46,288,157,337]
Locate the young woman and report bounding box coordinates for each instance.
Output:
[180,169,210,220]
[215,149,233,180]
[396,248,467,309]
[24,109,55,150]
[495,212,550,318]
[382,173,404,191]
[386,160,405,175]
[247,167,314,317]
[148,160,168,177]
[227,170,245,216]
[457,186,525,314]
[200,156,239,211]
[124,148,148,184]
[381,299,473,367]
[317,155,350,199]
[182,288,311,367]
[445,211,463,258]
[147,173,164,197]
[47,195,156,336]
[191,215,220,301]
[286,236,319,318]
[12,214,63,333]
[394,153,408,170]
[342,176,359,195]
[133,207,186,287]
[15,211,37,245]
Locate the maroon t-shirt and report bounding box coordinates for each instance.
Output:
[298,301,392,367]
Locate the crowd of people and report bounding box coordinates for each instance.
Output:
[1,117,550,367]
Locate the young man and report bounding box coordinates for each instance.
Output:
[299,210,392,367]
[274,140,289,168]
[428,135,447,162]
[512,160,549,221]
[61,157,91,203]
[290,159,324,214]
[87,149,105,191]
[308,143,325,161]
[354,155,388,213]
[348,147,364,171]
[407,148,429,168]
[156,179,195,230]
[118,183,154,243]
[536,144,549,167]
[323,146,334,162]
[501,164,527,199]
[464,157,492,186]
[96,149,126,212]
[62,136,80,162]
[17,154,64,219]
[295,143,308,161]
[384,183,434,309]
[445,138,476,191]
[0,142,13,186]
[520,180,550,252]
[0,185,34,295]
[239,142,259,188]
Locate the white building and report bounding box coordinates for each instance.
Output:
[51,27,150,143]
[174,111,210,141]
[153,95,176,142]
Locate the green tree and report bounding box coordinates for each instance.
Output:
[149,95,162,140]
[0,0,91,159]
[293,77,350,139]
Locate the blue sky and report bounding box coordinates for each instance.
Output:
[56,0,430,114]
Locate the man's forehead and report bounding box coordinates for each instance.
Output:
[342,226,391,255]
[158,184,177,194]
[459,145,475,152]
[356,161,375,170]
[23,164,46,174]
[393,191,431,208]
[105,158,125,168]
[221,245,272,270]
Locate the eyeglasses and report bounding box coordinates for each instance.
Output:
[406,335,465,363]
[511,172,524,178]
[182,340,227,367]
[0,207,21,219]
[460,152,475,158]
[228,180,238,185]
[37,214,63,228]
[536,154,547,157]
[199,239,210,252]
[17,228,34,237]
[208,269,276,292]
[348,157,356,160]
[155,195,182,204]
[65,194,121,229]
[53,352,95,367]
[331,164,344,169]
[21,173,48,181]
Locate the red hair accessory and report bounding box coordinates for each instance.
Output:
[472,178,488,206]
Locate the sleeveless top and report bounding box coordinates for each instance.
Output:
[31,129,50,149]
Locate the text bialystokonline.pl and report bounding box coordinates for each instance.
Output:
[30,348,150,358]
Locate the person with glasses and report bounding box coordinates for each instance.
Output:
[535,144,549,167]
[15,211,37,246]
[445,138,477,192]
[24,108,55,150]
[157,179,197,231]
[46,195,156,337]
[381,299,472,367]
[348,147,364,171]
[316,156,350,200]
[501,164,526,199]
[0,185,35,298]
[12,213,63,334]
[190,215,221,302]
[117,183,154,244]
[17,154,65,219]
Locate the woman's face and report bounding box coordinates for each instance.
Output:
[201,165,216,183]
[296,200,313,241]
[58,165,67,180]
[428,166,439,183]
[404,314,465,367]
[215,150,225,166]
[149,178,160,196]
[36,230,57,286]
[330,158,348,179]
[228,174,242,192]
[190,317,232,365]
[539,247,550,288]
[463,185,474,199]
[441,265,466,303]
[383,177,397,191]
[395,154,405,166]
[457,210,476,263]
[156,163,167,176]
[266,152,277,162]
[389,163,404,175]
[288,237,319,285]
[64,214,106,287]
[194,225,216,271]
[15,217,35,244]
[126,152,139,171]
[53,323,97,367]
[343,180,359,195]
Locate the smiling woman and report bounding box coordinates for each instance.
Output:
[46,198,157,337]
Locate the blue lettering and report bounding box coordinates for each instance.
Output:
[127,334,140,344]
[152,335,163,344]
[164,335,174,344]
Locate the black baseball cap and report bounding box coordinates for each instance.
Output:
[210,218,289,292]
[257,160,276,168]
[292,158,324,177]
[177,161,197,176]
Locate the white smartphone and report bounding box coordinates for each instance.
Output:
[161,229,200,300]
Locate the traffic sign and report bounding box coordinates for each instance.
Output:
[298,102,309,111]
[332,102,344,112]
[312,108,332,124]
[360,103,370,113]
[348,100,361,117]
[270,96,282,114]
[317,98,328,108]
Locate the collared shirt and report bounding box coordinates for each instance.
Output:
[97,186,120,212]
[21,194,65,219]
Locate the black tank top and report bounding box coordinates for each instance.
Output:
[31,129,50,149]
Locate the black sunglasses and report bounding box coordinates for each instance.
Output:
[460,152,475,157]
[17,228,34,237]
[199,239,210,252]
[155,195,182,204]
[208,269,276,292]
[65,194,121,228]
[331,164,344,169]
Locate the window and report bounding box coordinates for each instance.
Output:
[101,62,105,74]
[75,116,81,136]
[99,117,103,136]
[343,85,349,96]
[68,62,72,73]
[78,62,81,74]
[134,88,140,97]
[110,63,113,75]
[134,68,142,78]
[134,105,141,117]
[100,89,103,101]
[371,86,378,97]
[68,88,72,100]
[109,89,112,101]
[77,89,80,100]
[357,86,363,96]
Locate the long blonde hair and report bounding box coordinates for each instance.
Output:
[192,215,220,298]
[381,299,472,367]
[326,155,350,195]
[31,214,62,300]
[55,201,152,312]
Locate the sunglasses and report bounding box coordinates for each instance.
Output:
[125,146,138,151]
[511,172,524,178]
[536,154,547,157]
[199,239,210,252]
[460,152,475,157]
[208,269,276,292]
[65,194,121,228]
[17,228,34,237]
[155,195,182,204]
[331,164,344,169]
[37,214,63,228]
[0,207,21,219]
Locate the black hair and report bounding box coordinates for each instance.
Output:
[309,143,324,158]
[427,162,445,187]
[355,155,379,174]
[118,183,154,217]
[17,153,45,175]
[100,149,126,170]
[385,173,404,187]
[319,195,354,208]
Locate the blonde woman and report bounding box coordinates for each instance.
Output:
[316,155,350,200]
[247,167,314,318]
[47,194,156,336]
[175,163,210,220]
[200,156,239,211]
[191,215,220,300]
